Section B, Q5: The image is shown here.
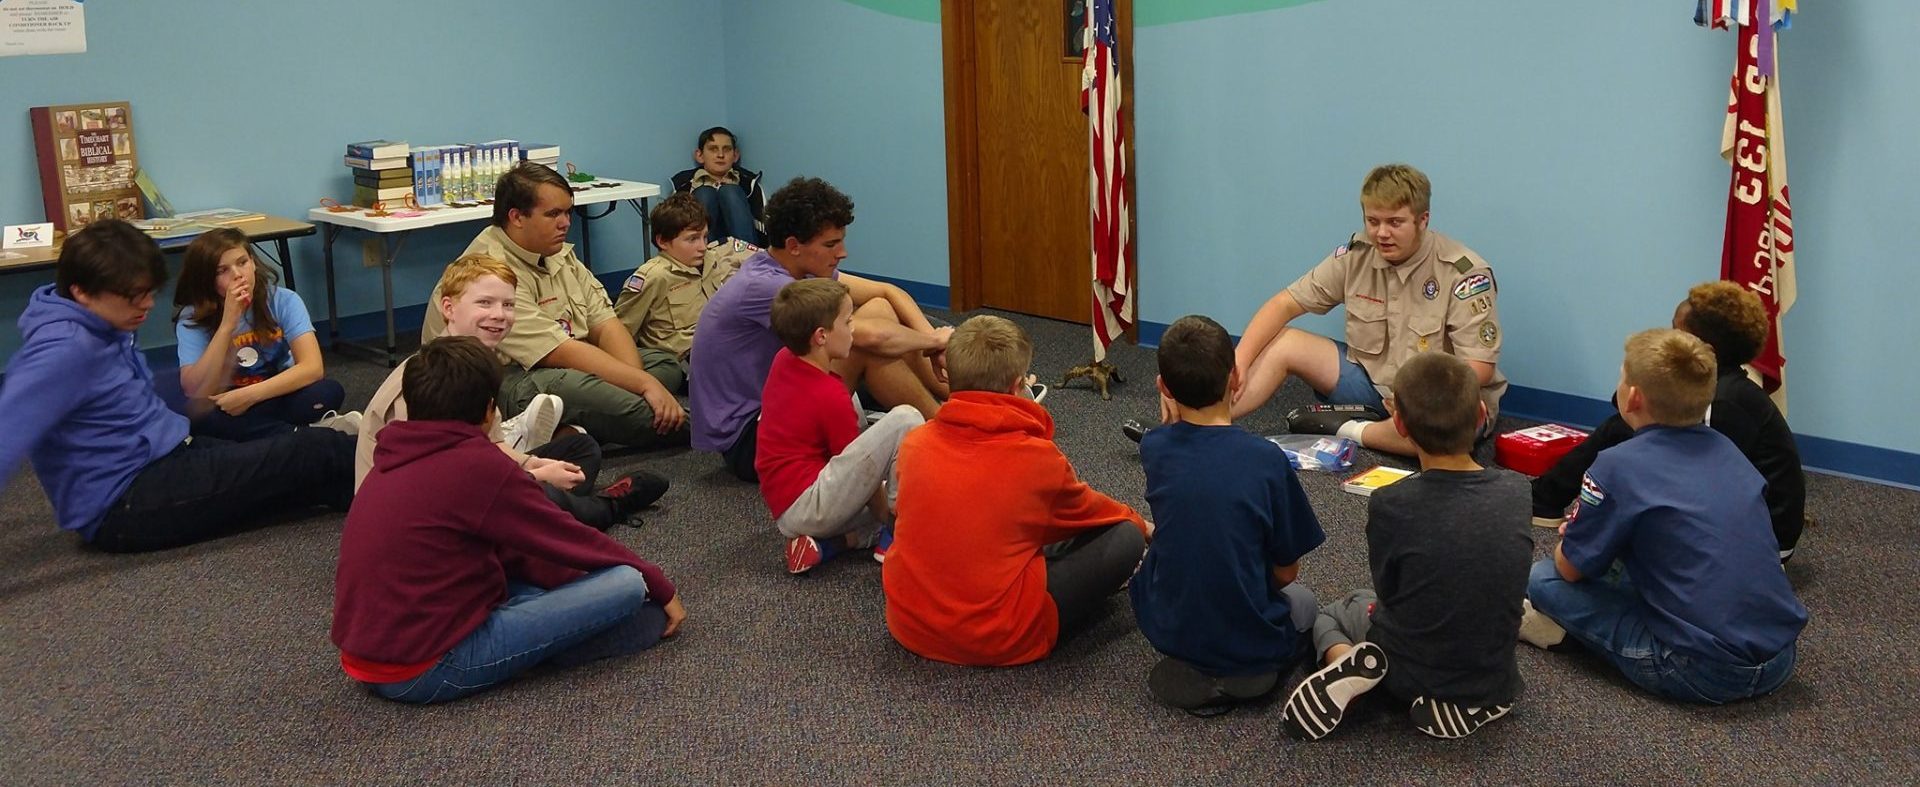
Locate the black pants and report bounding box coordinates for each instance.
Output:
[530,431,614,528]
[1532,413,1638,518]
[721,414,760,483]
[1044,523,1148,636]
[89,428,357,553]
[191,378,348,442]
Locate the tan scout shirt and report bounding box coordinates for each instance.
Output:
[353,357,505,491]
[612,239,756,359]
[1285,229,1509,413]
[689,168,739,188]
[420,226,618,370]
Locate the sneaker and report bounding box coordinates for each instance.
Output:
[871,527,894,563]
[1409,697,1512,739]
[1121,418,1150,444]
[1281,642,1388,741]
[1029,383,1049,404]
[1531,515,1567,529]
[1517,599,1570,650]
[500,394,564,453]
[785,535,841,575]
[1285,404,1387,436]
[597,471,668,524]
[1147,657,1279,716]
[312,410,363,436]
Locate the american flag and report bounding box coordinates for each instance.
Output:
[1082,0,1132,362]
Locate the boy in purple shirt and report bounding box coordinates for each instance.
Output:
[690,177,951,481]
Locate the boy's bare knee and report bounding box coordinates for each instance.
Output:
[855,297,900,324]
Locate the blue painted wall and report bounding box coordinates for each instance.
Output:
[0,0,722,358]
[720,0,949,287]
[4,0,1915,461]
[721,0,1918,458]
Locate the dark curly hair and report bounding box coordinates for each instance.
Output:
[1679,281,1769,369]
[763,177,854,248]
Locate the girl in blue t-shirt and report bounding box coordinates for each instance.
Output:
[174,228,351,440]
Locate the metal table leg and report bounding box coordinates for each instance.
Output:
[321,224,341,343]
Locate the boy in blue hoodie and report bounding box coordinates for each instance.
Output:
[0,219,355,552]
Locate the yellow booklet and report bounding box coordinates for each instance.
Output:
[1341,466,1416,497]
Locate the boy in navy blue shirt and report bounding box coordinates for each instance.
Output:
[1523,329,1807,704]
[1281,352,1533,741]
[1131,315,1325,714]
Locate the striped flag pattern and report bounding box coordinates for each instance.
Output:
[1081,0,1133,362]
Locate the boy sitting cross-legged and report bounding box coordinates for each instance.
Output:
[756,278,925,574]
[611,193,759,392]
[332,336,686,704]
[1130,315,1326,715]
[883,315,1151,667]
[1282,351,1533,740]
[1522,329,1807,704]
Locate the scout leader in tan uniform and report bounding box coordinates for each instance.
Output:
[612,192,757,392]
[421,161,687,449]
[1230,163,1506,459]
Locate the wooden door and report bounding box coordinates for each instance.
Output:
[943,0,1134,325]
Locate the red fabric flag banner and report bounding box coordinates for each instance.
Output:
[1718,0,1797,410]
[1082,0,1133,362]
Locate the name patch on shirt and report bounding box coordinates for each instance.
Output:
[1453,273,1491,300]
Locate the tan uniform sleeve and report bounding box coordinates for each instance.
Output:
[706,240,756,284]
[1285,251,1353,315]
[612,261,667,341]
[1445,260,1502,364]
[354,361,409,492]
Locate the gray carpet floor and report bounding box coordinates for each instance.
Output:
[3,308,1917,785]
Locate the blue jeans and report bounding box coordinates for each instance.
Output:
[1316,341,1388,412]
[370,566,667,704]
[690,183,761,245]
[1526,559,1797,704]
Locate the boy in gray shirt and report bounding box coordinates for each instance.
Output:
[1282,352,1533,740]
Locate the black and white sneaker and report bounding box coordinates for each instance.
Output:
[1281,642,1388,741]
[1409,696,1512,739]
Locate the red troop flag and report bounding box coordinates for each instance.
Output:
[1714,0,1797,411]
[1082,0,1133,362]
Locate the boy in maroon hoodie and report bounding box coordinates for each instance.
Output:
[332,336,685,704]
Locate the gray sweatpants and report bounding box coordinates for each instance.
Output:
[774,406,923,540]
[1312,588,1379,657]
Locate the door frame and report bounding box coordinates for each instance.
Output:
[941,0,1136,324]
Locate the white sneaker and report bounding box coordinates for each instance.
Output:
[500,394,565,452]
[313,410,363,436]
[1029,383,1049,404]
[1518,599,1568,649]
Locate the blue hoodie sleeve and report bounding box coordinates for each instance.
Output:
[0,327,89,483]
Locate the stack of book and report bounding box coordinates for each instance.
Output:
[344,139,412,208]
[519,142,560,171]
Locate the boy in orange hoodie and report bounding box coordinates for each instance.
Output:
[882,315,1151,666]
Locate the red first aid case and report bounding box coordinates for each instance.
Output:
[1495,424,1590,477]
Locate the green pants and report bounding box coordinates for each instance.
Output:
[500,348,687,449]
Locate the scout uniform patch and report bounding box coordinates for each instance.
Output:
[1578,473,1607,508]
[1480,322,1499,347]
[1453,273,1492,300]
[622,272,647,293]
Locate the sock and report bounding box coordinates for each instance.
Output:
[1336,420,1370,447]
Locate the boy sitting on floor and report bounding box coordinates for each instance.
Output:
[1533,281,1806,563]
[1522,329,1806,704]
[333,336,685,704]
[883,315,1150,666]
[1130,315,1326,714]
[358,254,666,530]
[1281,351,1533,740]
[756,278,924,574]
[612,193,759,392]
